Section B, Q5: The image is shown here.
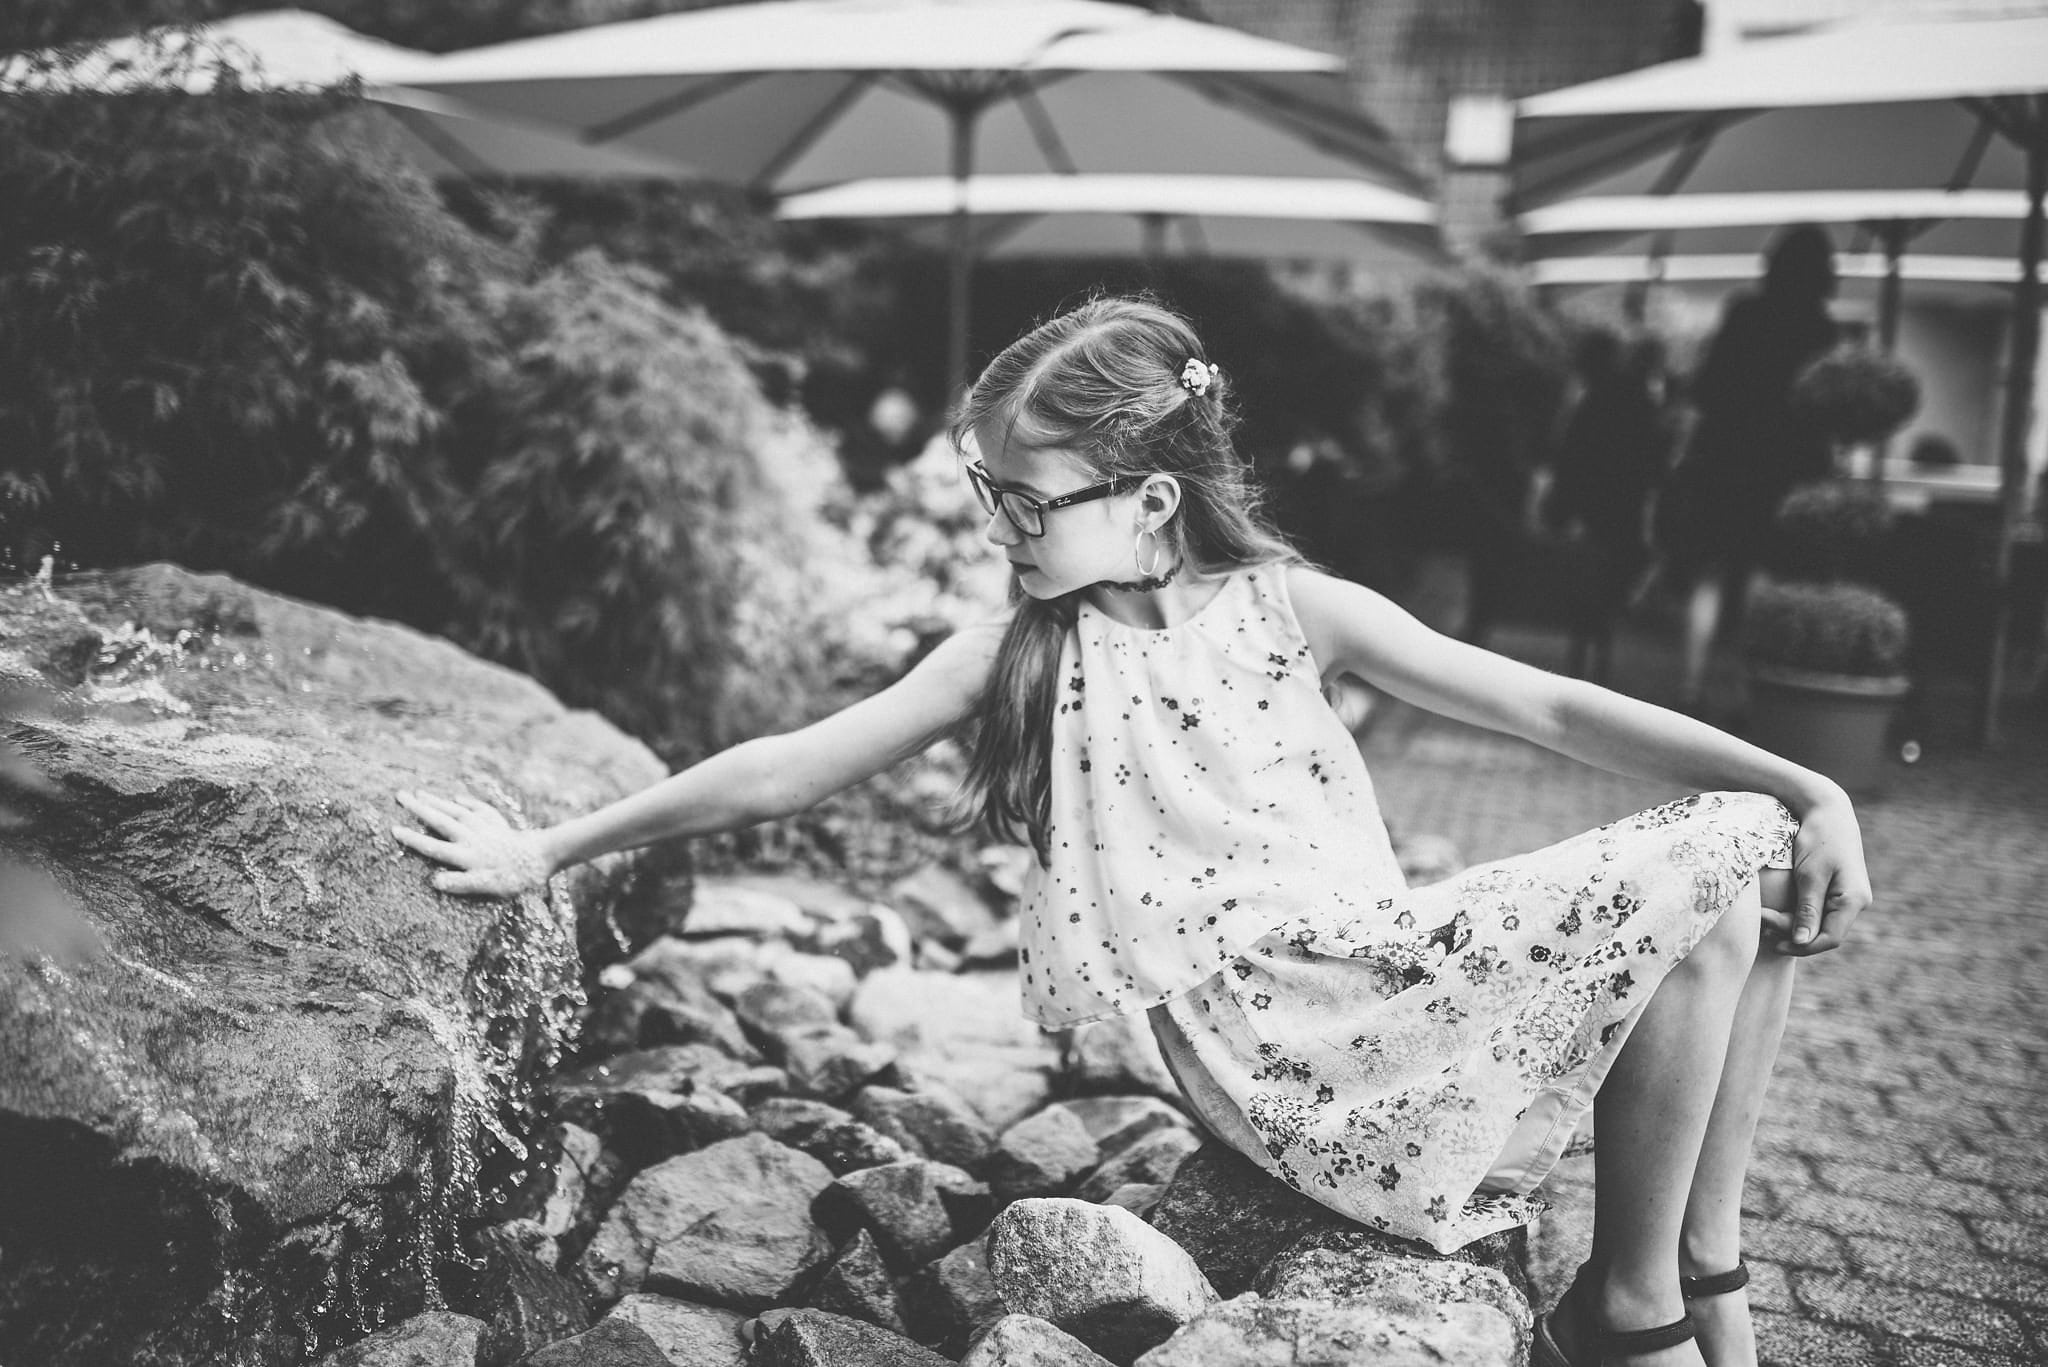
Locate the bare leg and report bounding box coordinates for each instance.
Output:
[1682,870,1799,1367]
[1581,881,1763,1365]
[1680,578,1721,711]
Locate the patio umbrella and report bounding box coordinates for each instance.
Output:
[404,0,1424,390]
[0,9,680,179]
[776,172,1444,267]
[1519,189,2028,349]
[1511,15,2048,741]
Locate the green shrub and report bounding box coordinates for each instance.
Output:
[1790,346,1921,447]
[0,60,848,764]
[1744,578,1910,677]
[1772,478,1895,583]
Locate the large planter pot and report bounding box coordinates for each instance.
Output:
[1746,664,1910,796]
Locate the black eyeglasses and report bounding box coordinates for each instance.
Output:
[965,460,1141,538]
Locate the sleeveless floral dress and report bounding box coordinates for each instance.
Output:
[1016,566,1796,1253]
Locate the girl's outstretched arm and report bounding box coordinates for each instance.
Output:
[392,621,1005,897]
[1287,567,1871,956]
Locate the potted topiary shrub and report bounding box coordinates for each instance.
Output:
[1770,478,1895,584]
[1789,345,1922,456]
[1744,482,1911,794]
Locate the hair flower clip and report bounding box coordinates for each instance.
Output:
[1179,358,1219,397]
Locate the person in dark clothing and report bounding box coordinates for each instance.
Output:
[1552,331,1674,683]
[1660,225,1840,710]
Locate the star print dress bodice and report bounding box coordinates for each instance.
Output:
[1018,566,1407,1029]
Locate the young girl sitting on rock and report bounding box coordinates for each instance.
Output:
[395,296,1872,1367]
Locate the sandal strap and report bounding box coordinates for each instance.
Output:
[1598,1315,1698,1355]
[1681,1262,1751,1299]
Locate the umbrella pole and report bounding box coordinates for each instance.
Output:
[946,99,979,401]
[1980,106,2046,746]
[1873,220,1907,486]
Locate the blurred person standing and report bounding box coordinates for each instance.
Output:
[1657,225,1839,713]
[1550,330,1675,684]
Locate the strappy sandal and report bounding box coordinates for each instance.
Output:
[1534,1265,1699,1366]
[1681,1261,1750,1302]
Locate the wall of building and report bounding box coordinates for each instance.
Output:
[1191,0,1699,184]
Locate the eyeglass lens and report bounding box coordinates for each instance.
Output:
[969,465,1044,536]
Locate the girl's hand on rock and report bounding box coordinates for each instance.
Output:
[392,790,553,898]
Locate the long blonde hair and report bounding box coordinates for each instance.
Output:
[951,295,1302,860]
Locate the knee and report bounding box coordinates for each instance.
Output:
[1675,887,1762,984]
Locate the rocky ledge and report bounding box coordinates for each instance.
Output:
[311,866,1532,1367]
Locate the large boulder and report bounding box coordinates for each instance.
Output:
[986,1200,1218,1366]
[0,566,674,1366]
[1145,1144,1342,1298]
[578,1132,836,1310]
[602,1295,747,1367]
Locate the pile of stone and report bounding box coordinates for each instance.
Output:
[318,868,1530,1367]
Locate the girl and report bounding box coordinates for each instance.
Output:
[394,297,1871,1367]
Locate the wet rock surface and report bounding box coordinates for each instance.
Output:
[9,567,1525,1367]
[310,1311,486,1366]
[0,566,669,1366]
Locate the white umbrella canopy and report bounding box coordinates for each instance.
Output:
[1512,15,2048,741]
[406,0,1419,190]
[0,9,681,178]
[778,173,1444,267]
[1512,17,2047,207]
[407,0,1425,386]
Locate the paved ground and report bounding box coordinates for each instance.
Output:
[1357,622,2048,1367]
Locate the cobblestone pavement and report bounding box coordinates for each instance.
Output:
[1358,626,2048,1367]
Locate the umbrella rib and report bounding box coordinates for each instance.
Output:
[755,73,878,188]
[1510,112,1726,210]
[1172,72,1424,193]
[381,104,497,177]
[974,215,1037,253]
[585,70,760,145]
[1014,82,1079,175]
[1967,94,2048,152]
[1946,109,1997,191]
[1647,117,1720,195]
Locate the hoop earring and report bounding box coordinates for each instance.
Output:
[1134,526,1162,578]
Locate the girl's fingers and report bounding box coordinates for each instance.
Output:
[434,869,489,896]
[391,824,464,865]
[1790,875,1825,947]
[455,796,514,831]
[394,791,452,828]
[399,790,476,835]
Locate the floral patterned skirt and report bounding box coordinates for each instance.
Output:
[1147,791,1797,1253]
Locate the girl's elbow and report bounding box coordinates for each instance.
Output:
[725,737,806,825]
[1525,679,1587,748]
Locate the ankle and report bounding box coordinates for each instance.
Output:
[1595,1265,1686,1328]
[1678,1232,1743,1281]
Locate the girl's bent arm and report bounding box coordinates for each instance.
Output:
[395,621,1003,894]
[1287,567,1871,952]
